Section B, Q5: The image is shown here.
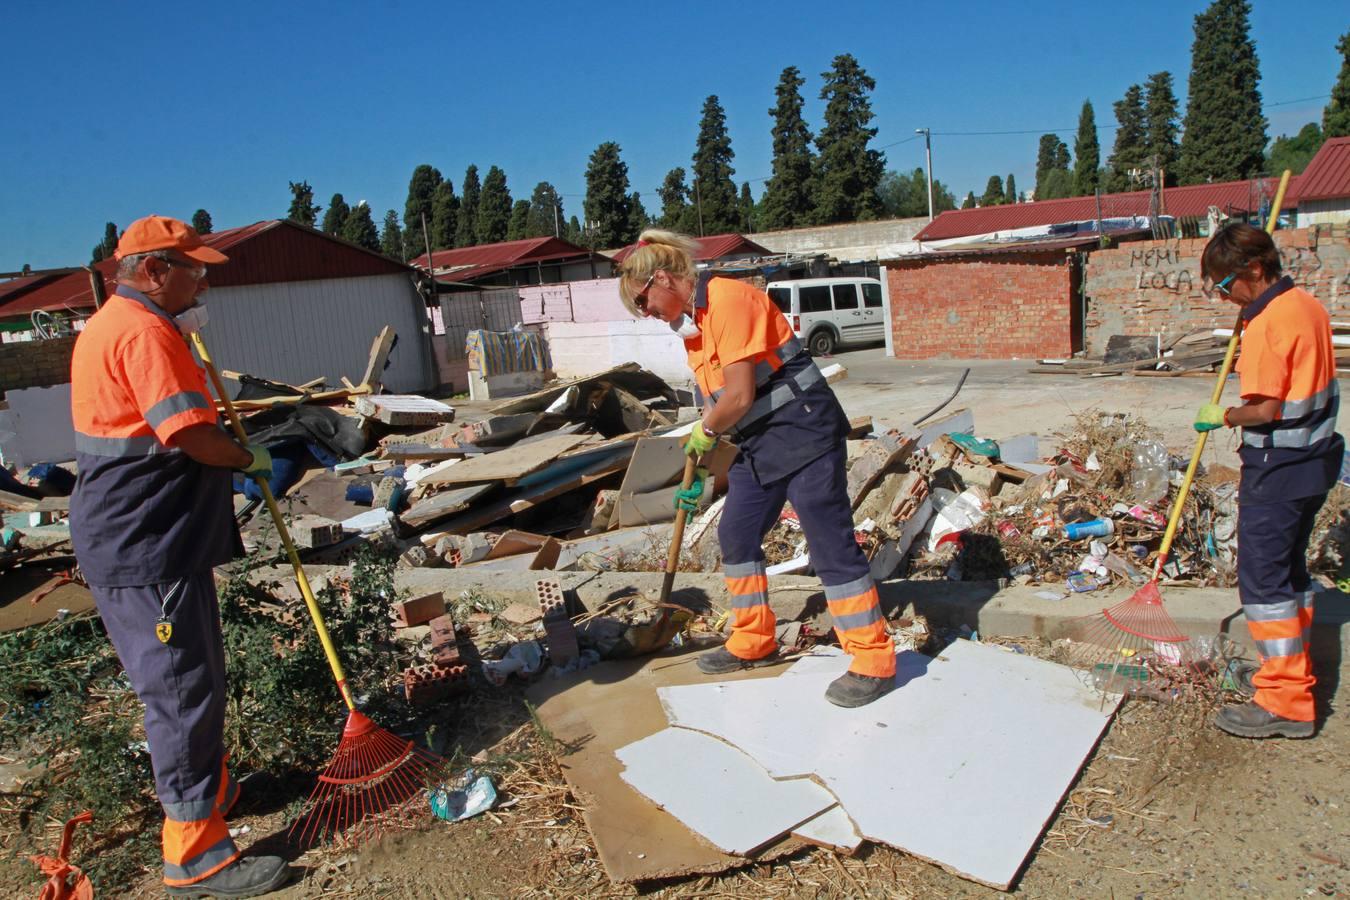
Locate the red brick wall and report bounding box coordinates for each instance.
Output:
[1082,224,1350,355]
[885,251,1075,359]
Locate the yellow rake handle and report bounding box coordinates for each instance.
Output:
[1152,169,1292,579]
[192,333,356,711]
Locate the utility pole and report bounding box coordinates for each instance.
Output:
[694,178,705,237]
[915,128,934,221]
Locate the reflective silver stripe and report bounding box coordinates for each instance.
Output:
[832,606,883,632]
[724,561,766,578]
[1280,380,1338,418]
[74,432,178,457]
[145,391,211,430]
[163,836,238,882]
[1299,590,1316,610]
[730,592,769,610]
[710,337,805,401]
[163,797,219,822]
[824,574,874,601]
[734,362,826,430]
[1255,636,1304,658]
[1244,599,1299,622]
[1242,415,1339,449]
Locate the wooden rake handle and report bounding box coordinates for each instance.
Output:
[659,455,699,605]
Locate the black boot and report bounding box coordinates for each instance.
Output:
[825,672,893,708]
[165,855,290,898]
[696,646,780,674]
[1213,701,1314,739]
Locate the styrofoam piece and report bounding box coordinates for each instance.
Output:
[792,805,862,853]
[658,640,1118,890]
[340,508,395,533]
[615,727,838,856]
[766,554,810,576]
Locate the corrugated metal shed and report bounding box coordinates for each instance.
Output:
[1296,136,1350,202]
[914,177,1302,242]
[412,237,603,283]
[610,233,773,264]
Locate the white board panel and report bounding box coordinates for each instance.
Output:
[792,805,862,853]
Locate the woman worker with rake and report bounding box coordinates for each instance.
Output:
[617,230,896,707]
[1194,223,1341,739]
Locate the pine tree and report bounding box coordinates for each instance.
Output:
[961,191,976,210]
[739,183,755,232]
[526,182,563,238]
[455,165,481,248]
[626,193,649,242]
[814,53,885,223]
[1267,123,1325,175]
[91,222,119,262]
[403,165,442,257]
[430,180,459,250]
[1178,0,1267,184]
[1144,71,1181,185]
[1006,173,1018,204]
[1325,30,1350,137]
[565,215,583,246]
[1035,134,1071,198]
[980,175,1005,207]
[287,181,321,226]
[1106,85,1148,192]
[507,200,531,241]
[341,202,380,252]
[690,95,739,234]
[191,209,212,234]
[321,193,350,236]
[476,166,512,244]
[1073,100,1100,196]
[657,168,694,231]
[758,66,816,229]
[583,141,633,248]
[380,209,403,260]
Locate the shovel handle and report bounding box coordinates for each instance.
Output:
[659,455,699,604]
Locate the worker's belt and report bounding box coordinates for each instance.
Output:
[709,336,805,405]
[1241,381,1339,449]
[74,432,178,457]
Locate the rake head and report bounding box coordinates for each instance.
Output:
[1064,578,1203,693]
[289,709,452,848]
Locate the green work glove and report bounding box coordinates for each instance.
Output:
[240,444,273,479]
[1193,403,1226,433]
[685,421,719,457]
[673,467,709,513]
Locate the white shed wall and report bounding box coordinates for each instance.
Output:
[542,319,693,389]
[205,274,433,392]
[1296,199,1350,228]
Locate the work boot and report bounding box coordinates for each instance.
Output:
[825,672,893,708]
[165,855,290,898]
[1213,701,1314,739]
[696,646,780,675]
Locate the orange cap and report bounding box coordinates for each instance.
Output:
[114,215,229,264]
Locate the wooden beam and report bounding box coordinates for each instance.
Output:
[359,326,397,392]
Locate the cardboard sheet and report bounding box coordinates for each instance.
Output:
[658,640,1118,890]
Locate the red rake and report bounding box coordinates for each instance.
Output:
[192,334,450,848]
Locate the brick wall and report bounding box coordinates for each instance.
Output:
[0,336,76,392]
[885,251,1075,359]
[1083,224,1350,355]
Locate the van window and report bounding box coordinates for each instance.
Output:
[832,284,859,310]
[800,285,832,313]
[863,283,883,308]
[767,287,790,313]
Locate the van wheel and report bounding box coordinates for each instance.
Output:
[808,330,836,356]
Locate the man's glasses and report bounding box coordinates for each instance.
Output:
[1203,272,1237,297]
[155,254,207,280]
[633,271,657,312]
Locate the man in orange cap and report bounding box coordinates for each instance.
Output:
[70,215,289,896]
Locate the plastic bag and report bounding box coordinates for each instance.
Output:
[1131,440,1169,504]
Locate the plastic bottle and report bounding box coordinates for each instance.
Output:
[1064,518,1115,539]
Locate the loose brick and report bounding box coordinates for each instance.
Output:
[392,591,445,628]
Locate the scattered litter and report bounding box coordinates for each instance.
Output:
[429,770,497,823]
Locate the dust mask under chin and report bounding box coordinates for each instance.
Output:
[174,303,209,336]
[670,313,700,339]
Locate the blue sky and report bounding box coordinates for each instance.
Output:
[3,1,1345,270]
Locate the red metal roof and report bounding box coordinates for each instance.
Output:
[1296,136,1350,202]
[610,233,773,264]
[1,220,410,318]
[0,271,66,305]
[412,237,602,283]
[914,176,1303,242]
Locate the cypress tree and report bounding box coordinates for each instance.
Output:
[455,165,481,248]
[476,166,512,244]
[1073,100,1100,196]
[341,202,380,252]
[1143,71,1181,185]
[286,181,320,226]
[1035,134,1071,198]
[1106,85,1148,192]
[814,53,885,223]
[739,182,755,232]
[321,193,350,236]
[565,215,583,246]
[626,193,649,243]
[1325,30,1350,138]
[380,209,403,260]
[403,165,442,257]
[690,95,739,234]
[961,191,976,209]
[758,66,816,229]
[507,200,531,241]
[1005,173,1017,205]
[526,182,564,238]
[1039,169,1074,200]
[1178,0,1267,184]
[91,222,119,262]
[657,167,694,232]
[980,175,1005,207]
[191,209,212,234]
[583,141,633,248]
[430,180,459,250]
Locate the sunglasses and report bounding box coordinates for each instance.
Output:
[633,272,657,312]
[1203,272,1237,297]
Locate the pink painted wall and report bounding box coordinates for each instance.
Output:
[519,278,629,325]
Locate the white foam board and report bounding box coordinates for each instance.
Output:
[658,640,1118,889]
[792,806,862,853]
[615,727,838,857]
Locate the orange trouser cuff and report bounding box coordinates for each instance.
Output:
[724,564,777,660]
[825,581,896,678]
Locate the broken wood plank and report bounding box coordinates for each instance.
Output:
[220,385,371,412]
[359,325,397,392]
[398,483,496,531]
[418,432,593,488]
[0,491,39,513]
[354,394,456,426]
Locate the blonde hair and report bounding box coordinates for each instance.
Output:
[616,229,700,318]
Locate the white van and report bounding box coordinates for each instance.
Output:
[765,277,886,356]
